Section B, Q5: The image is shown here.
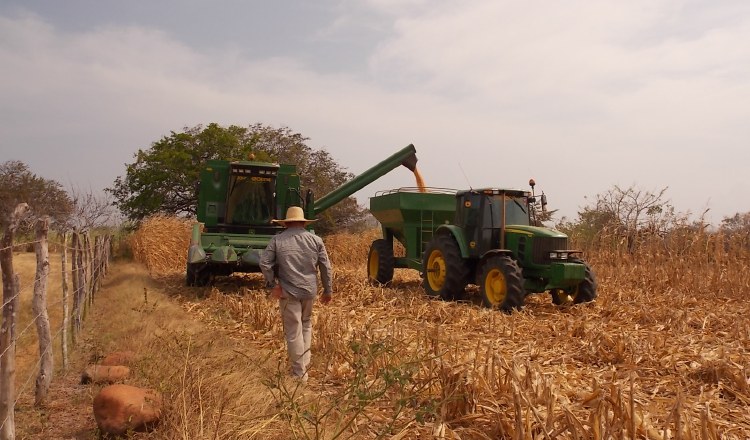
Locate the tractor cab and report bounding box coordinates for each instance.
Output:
[455,188,532,256]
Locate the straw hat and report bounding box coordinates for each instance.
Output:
[272,206,317,224]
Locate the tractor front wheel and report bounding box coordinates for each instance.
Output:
[479,255,525,312]
[422,234,468,301]
[367,239,395,285]
[551,259,597,305]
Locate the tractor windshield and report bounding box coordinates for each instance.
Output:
[505,196,530,225]
[225,174,274,225]
[487,195,530,226]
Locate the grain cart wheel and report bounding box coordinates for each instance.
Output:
[367,239,395,285]
[551,259,597,305]
[479,255,524,312]
[422,234,468,301]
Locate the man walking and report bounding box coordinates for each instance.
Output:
[260,206,333,382]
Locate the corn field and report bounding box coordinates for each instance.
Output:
[134,216,750,439]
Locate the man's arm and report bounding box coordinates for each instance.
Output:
[317,240,333,297]
[259,238,277,288]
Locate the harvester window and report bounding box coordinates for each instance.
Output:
[225,174,274,225]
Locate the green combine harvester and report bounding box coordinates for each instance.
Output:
[367,183,597,311]
[186,144,419,286]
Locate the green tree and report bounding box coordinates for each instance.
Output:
[109,123,367,233]
[109,123,255,220]
[0,161,73,228]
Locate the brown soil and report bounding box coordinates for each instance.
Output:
[14,260,204,439]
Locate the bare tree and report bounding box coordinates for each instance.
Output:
[62,186,119,232]
[561,185,673,253]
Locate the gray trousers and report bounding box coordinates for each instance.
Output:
[279,296,314,379]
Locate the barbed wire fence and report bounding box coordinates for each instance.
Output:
[0,204,113,440]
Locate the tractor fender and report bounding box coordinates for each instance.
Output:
[434,225,470,258]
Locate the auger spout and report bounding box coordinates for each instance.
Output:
[312,144,418,215]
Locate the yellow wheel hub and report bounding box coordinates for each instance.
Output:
[368,249,379,279]
[485,268,507,305]
[426,250,446,291]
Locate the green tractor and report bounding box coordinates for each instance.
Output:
[367,182,596,311]
[187,144,419,286]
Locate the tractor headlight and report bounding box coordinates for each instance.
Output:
[550,251,569,260]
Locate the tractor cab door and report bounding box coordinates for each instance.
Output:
[455,192,482,258]
[478,194,504,254]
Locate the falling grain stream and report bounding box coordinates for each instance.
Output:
[413,167,427,192]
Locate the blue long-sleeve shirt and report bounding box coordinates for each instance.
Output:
[259,227,333,300]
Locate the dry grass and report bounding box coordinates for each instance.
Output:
[130,215,195,274]
[128,217,750,439]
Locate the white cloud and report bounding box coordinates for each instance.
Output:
[1,2,749,224]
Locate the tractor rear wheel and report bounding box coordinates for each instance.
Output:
[479,255,524,312]
[422,234,468,300]
[367,239,395,285]
[551,259,597,305]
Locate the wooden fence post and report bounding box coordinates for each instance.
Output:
[61,231,69,370]
[78,232,87,322]
[76,232,85,331]
[92,236,100,300]
[32,217,52,406]
[83,232,92,310]
[0,203,29,440]
[71,232,80,343]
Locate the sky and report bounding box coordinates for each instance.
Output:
[1,0,749,225]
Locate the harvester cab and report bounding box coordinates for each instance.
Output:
[368,181,597,312]
[196,159,304,234]
[187,144,420,287]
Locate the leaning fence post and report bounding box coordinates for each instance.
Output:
[32,217,52,406]
[0,203,29,440]
[61,231,69,369]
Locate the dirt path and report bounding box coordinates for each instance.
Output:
[16,260,206,439]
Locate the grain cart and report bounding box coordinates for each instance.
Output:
[367,184,596,311]
[187,144,419,286]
